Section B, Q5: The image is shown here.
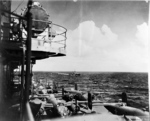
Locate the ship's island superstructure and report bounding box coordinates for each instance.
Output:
[0,0,67,120]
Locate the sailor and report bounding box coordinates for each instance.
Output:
[122,91,128,105]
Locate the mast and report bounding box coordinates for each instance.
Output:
[24,0,32,104]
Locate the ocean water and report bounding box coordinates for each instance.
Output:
[33,71,149,109]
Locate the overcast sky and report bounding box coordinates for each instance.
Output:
[12,0,149,72]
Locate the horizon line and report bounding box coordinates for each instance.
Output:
[33,70,148,73]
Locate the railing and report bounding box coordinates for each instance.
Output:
[25,19,67,54]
